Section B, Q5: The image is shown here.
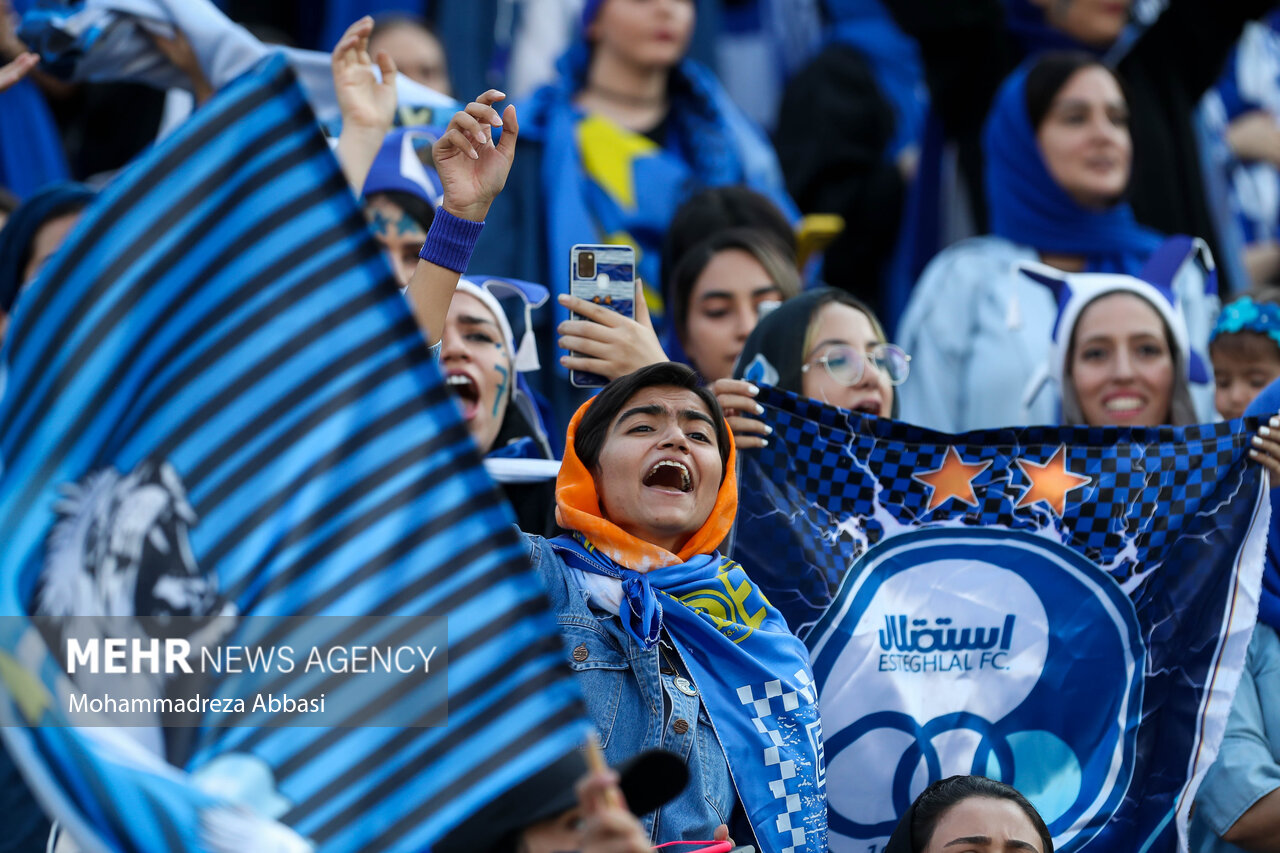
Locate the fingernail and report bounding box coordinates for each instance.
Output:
[760,438,769,447]
[1271,415,1279,427]
[754,403,764,415]
[469,150,478,159]
[1251,448,1261,458]
[1262,426,1272,437]
[558,293,570,304]
[747,383,760,396]
[559,356,567,364]
[764,424,774,435]
[1253,435,1264,447]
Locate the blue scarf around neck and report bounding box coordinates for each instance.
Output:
[550,533,828,853]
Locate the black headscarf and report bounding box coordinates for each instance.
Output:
[732,286,900,417]
[0,182,95,314]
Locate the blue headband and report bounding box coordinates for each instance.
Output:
[1212,297,1280,350]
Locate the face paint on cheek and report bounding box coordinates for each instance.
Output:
[367,209,394,238]
[492,363,510,417]
[394,211,422,237]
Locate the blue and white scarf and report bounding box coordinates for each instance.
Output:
[550,533,828,853]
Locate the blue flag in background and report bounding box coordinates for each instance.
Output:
[0,54,588,852]
[733,386,1267,853]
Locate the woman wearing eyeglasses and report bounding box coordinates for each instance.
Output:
[716,287,910,449]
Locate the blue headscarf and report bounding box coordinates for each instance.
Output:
[517,17,795,386]
[983,59,1162,274]
[0,182,95,315]
[1245,378,1280,632]
[823,0,927,159]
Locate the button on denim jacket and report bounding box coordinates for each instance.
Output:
[526,534,740,840]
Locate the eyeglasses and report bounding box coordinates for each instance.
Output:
[801,343,911,386]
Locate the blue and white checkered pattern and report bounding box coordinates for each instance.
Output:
[738,669,819,853]
[736,385,1251,636]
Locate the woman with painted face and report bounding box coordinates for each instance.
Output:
[897,52,1216,433]
[498,362,827,850]
[719,287,909,449]
[885,776,1054,853]
[360,128,443,290]
[472,0,796,426]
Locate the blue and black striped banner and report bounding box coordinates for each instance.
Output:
[0,54,588,852]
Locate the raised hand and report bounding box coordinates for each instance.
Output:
[332,15,397,134]
[433,89,518,222]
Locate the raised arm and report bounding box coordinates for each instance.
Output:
[332,16,399,194]
[407,90,518,347]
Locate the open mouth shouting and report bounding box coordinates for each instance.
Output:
[444,371,480,420]
[643,459,693,494]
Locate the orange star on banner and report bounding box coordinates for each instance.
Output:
[1014,446,1092,516]
[913,447,992,511]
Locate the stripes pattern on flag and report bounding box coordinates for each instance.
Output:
[0,53,589,852]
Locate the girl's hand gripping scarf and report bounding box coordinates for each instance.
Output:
[553,399,829,853]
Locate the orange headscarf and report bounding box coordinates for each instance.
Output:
[555,394,738,571]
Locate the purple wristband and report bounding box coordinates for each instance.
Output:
[418,207,485,273]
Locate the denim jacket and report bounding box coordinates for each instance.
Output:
[526,533,742,841]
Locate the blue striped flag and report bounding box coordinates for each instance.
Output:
[0,54,589,852]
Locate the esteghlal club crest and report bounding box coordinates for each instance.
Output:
[808,528,1143,853]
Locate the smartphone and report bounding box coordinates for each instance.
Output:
[569,243,637,388]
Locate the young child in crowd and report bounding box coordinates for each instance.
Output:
[1211,288,1280,420]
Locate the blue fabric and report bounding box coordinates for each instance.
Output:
[362,126,444,206]
[527,533,742,842]
[1004,0,1103,56]
[1246,379,1280,632]
[735,384,1265,851]
[0,181,94,314]
[825,0,927,159]
[983,60,1164,275]
[549,533,829,853]
[1190,625,1280,853]
[581,0,605,30]
[518,40,797,345]
[0,79,70,200]
[0,54,589,850]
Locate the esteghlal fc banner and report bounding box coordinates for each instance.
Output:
[0,55,588,851]
[733,386,1267,853]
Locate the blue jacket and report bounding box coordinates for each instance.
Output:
[1191,625,1280,852]
[526,533,744,840]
